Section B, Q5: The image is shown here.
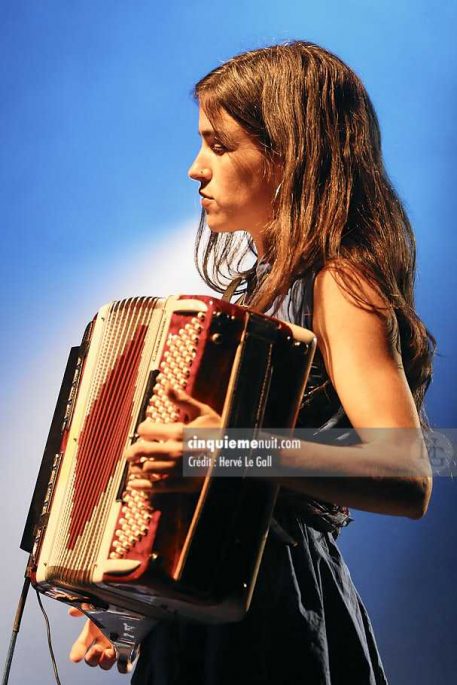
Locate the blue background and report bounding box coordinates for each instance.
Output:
[1,1,456,683]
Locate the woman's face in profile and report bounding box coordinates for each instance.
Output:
[188,106,280,254]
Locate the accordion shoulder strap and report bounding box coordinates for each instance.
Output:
[221,276,243,302]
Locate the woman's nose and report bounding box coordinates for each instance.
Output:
[188,158,212,182]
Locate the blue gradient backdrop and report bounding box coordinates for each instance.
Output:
[1,2,456,683]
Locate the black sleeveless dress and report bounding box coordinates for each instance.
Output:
[131,266,388,685]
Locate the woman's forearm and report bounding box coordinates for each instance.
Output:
[276,436,432,519]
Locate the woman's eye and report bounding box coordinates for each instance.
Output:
[211,142,227,154]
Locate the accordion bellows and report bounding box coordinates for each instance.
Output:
[22,295,316,671]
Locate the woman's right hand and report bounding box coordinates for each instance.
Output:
[126,385,221,492]
[68,607,117,670]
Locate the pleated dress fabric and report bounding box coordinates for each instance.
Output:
[131,264,388,685]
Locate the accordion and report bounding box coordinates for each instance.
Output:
[21,295,316,671]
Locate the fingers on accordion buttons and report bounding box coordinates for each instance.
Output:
[129,478,152,490]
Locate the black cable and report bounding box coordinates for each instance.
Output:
[35,591,62,685]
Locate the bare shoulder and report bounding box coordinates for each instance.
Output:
[313,261,388,317]
[311,262,419,429]
[312,262,393,355]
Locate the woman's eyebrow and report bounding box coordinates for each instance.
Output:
[199,128,218,138]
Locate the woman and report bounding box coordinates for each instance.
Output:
[70,41,434,683]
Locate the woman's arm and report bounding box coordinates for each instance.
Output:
[276,267,432,518]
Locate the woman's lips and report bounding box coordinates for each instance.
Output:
[200,197,214,208]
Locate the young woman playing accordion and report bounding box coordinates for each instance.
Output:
[69,41,434,684]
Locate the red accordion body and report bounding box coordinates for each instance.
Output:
[22,295,316,670]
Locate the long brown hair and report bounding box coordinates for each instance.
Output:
[193,41,435,422]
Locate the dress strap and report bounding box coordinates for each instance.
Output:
[299,270,317,331]
[221,276,243,303]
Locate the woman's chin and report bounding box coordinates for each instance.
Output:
[206,221,240,235]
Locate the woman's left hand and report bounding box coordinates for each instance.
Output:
[125,385,221,492]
